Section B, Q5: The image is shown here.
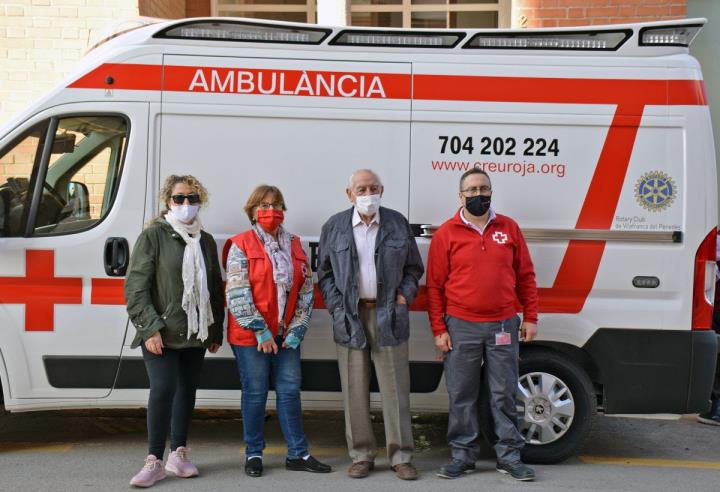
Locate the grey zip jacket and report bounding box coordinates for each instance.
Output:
[317,206,424,349]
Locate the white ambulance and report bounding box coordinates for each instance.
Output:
[0,17,717,463]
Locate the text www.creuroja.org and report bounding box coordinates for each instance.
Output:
[431,159,566,178]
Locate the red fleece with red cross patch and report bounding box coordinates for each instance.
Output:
[426,210,539,336]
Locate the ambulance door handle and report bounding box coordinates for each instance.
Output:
[104,237,129,276]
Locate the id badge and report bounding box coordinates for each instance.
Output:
[495,332,512,346]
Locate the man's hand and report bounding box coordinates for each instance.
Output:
[396,294,407,305]
[208,343,221,354]
[434,332,453,352]
[520,322,537,342]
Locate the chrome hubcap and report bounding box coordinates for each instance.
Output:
[516,372,575,445]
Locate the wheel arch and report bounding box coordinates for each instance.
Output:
[521,342,601,385]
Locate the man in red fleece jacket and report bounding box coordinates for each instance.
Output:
[427,168,538,482]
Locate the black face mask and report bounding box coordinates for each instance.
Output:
[465,194,491,217]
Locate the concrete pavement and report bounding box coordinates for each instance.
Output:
[0,409,718,491]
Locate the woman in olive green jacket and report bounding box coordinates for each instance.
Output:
[124,175,224,488]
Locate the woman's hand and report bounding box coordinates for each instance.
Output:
[258,337,278,354]
[208,343,221,353]
[144,331,164,355]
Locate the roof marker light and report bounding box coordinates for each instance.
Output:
[156,20,330,45]
[330,30,464,48]
[463,30,630,51]
[640,24,702,47]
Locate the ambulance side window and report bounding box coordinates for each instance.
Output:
[0,121,50,237]
[32,115,128,236]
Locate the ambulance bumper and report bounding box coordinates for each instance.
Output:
[584,329,718,415]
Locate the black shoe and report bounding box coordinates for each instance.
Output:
[697,412,720,426]
[245,457,263,477]
[437,459,476,479]
[286,455,332,473]
[496,461,536,481]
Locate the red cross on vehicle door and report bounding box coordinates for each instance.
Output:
[0,250,82,331]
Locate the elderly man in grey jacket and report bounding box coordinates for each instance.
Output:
[318,169,424,481]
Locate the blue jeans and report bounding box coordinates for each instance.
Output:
[232,341,309,459]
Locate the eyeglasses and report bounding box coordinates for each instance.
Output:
[171,194,201,205]
[460,186,492,197]
[257,202,283,210]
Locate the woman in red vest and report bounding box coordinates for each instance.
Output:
[225,185,331,477]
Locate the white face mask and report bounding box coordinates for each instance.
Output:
[169,204,200,223]
[355,194,381,216]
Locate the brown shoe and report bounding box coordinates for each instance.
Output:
[348,461,374,479]
[392,462,418,480]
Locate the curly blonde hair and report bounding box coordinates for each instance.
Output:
[159,174,209,216]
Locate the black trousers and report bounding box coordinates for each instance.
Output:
[141,345,206,459]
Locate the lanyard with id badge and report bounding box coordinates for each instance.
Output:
[495,320,512,346]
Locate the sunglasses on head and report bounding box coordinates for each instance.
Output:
[171,194,201,205]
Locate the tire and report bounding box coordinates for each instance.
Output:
[478,350,596,464]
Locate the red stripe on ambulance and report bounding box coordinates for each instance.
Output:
[90,278,125,305]
[413,74,707,106]
[538,106,644,313]
[68,63,708,106]
[68,63,162,91]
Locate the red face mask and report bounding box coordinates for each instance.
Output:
[256,209,284,232]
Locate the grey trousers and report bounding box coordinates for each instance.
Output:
[336,306,414,465]
[444,315,524,464]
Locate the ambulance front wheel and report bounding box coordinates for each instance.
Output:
[478,350,596,464]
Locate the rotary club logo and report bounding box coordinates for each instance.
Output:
[635,171,677,212]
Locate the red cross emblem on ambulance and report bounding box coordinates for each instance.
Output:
[492,232,508,244]
[0,250,82,331]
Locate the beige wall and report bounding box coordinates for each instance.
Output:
[186,0,209,18]
[513,0,688,28]
[0,0,139,128]
[0,0,189,130]
[138,0,184,20]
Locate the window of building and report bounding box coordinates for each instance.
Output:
[351,0,510,29]
[213,0,317,24]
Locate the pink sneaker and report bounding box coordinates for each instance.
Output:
[130,455,167,488]
[166,447,199,478]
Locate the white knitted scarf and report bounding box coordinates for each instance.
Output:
[165,210,214,342]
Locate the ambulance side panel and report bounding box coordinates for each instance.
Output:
[107,55,445,410]
[409,59,716,414]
